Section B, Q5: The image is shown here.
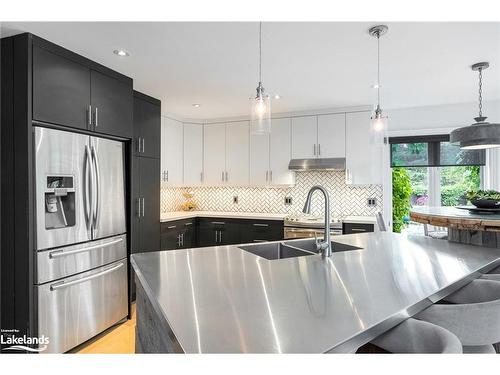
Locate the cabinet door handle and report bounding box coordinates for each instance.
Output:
[215,230,218,243]
[225,171,228,182]
[313,144,316,156]
[142,138,145,153]
[94,107,98,127]
[266,170,268,182]
[270,170,273,182]
[253,223,269,227]
[166,170,169,182]
[136,198,141,218]
[200,172,203,183]
[221,171,224,182]
[141,197,145,217]
[88,105,92,127]
[219,230,223,243]
[318,144,321,156]
[181,233,184,247]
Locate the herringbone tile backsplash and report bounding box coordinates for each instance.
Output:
[161,171,382,218]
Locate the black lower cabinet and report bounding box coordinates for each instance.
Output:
[239,219,284,244]
[342,223,374,234]
[161,219,196,250]
[197,218,240,247]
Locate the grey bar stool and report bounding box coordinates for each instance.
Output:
[415,278,500,353]
[369,317,463,353]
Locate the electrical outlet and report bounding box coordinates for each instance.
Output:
[367,198,377,207]
[233,196,239,204]
[284,196,292,205]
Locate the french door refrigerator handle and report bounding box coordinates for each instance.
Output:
[50,262,124,291]
[84,145,93,232]
[49,238,123,259]
[91,144,101,233]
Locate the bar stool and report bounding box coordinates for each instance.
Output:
[368,317,463,353]
[415,278,500,353]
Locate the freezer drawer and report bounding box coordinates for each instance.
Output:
[37,259,128,353]
[36,234,127,284]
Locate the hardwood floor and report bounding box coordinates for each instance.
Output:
[72,303,136,354]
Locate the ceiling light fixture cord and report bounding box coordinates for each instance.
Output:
[377,32,381,107]
[259,21,262,84]
[478,67,483,118]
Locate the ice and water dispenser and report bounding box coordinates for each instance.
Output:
[45,175,76,229]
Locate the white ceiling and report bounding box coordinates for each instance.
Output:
[2,22,500,119]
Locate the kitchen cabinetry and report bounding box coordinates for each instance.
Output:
[343,222,375,234]
[345,111,383,185]
[317,113,345,158]
[203,123,226,185]
[161,219,196,250]
[132,157,160,254]
[291,116,317,159]
[291,114,345,159]
[225,121,249,185]
[197,218,240,247]
[183,123,204,185]
[161,117,184,185]
[32,44,133,138]
[239,219,284,243]
[133,91,161,159]
[250,118,294,185]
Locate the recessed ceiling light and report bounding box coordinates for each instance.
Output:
[113,49,130,57]
[192,104,201,108]
[274,94,281,100]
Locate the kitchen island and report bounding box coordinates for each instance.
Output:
[410,206,500,248]
[131,232,500,353]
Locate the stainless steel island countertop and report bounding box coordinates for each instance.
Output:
[131,233,500,353]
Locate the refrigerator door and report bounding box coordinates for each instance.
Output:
[90,136,126,240]
[37,258,128,353]
[36,234,127,284]
[34,127,92,250]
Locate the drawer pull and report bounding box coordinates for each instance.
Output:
[185,222,193,226]
[351,228,367,232]
[211,221,225,225]
[253,223,269,227]
[167,225,177,229]
[253,239,267,242]
[50,262,123,291]
[49,238,123,259]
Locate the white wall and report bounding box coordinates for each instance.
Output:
[386,100,500,133]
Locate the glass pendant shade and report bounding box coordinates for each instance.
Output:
[370,106,388,145]
[250,90,271,135]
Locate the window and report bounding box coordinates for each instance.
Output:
[390,135,484,234]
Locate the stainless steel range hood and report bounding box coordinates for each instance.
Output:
[288,158,346,171]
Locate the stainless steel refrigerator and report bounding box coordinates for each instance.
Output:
[34,126,128,353]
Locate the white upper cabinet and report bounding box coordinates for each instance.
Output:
[291,116,317,159]
[345,111,382,185]
[225,121,249,185]
[317,113,346,158]
[249,132,270,185]
[203,123,226,185]
[270,118,295,185]
[183,123,203,186]
[161,117,183,185]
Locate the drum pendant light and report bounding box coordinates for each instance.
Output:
[369,25,389,136]
[249,22,271,135]
[450,62,500,149]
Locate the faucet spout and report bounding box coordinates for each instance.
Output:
[302,185,332,257]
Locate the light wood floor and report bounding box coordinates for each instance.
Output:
[72,303,136,354]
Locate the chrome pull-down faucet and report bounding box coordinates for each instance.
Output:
[303,185,332,257]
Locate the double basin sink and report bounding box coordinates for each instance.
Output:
[238,239,362,261]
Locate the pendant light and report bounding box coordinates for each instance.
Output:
[250,22,271,135]
[368,25,389,136]
[450,62,500,149]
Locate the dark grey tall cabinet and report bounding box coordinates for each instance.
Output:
[131,91,161,299]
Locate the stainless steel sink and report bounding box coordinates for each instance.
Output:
[284,239,363,254]
[238,242,314,260]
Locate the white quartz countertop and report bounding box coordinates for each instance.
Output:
[160,211,288,222]
[342,216,377,224]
